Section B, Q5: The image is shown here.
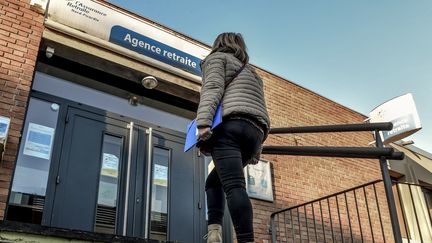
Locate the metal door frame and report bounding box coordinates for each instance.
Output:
[30,91,205,241]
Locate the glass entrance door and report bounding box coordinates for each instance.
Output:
[48,107,144,235]
[40,104,202,242]
[7,88,205,241]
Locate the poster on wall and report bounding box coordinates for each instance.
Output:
[244,160,274,202]
[23,123,55,160]
[101,153,119,178]
[153,164,168,187]
[0,116,11,140]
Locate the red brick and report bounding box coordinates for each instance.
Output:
[0,16,20,26]
[19,5,36,17]
[0,45,13,54]
[0,39,6,46]
[0,33,15,43]
[0,56,11,65]
[5,77,19,86]
[0,25,18,34]
[0,174,11,182]
[0,97,14,105]
[22,69,32,76]
[17,30,28,38]
[21,63,34,71]
[15,94,28,102]
[9,1,27,8]
[12,49,25,57]
[1,62,22,73]
[19,74,31,82]
[0,188,8,195]
[24,58,35,65]
[21,16,36,27]
[26,43,38,51]
[9,60,21,67]
[15,39,27,47]
[2,92,14,99]
[31,24,42,33]
[0,74,19,84]
[17,84,30,92]
[29,38,40,47]
[0,29,9,37]
[11,23,31,34]
[5,12,17,19]
[11,105,25,113]
[3,52,24,63]
[3,6,23,17]
[1,86,19,95]
[7,69,20,77]
[10,33,29,43]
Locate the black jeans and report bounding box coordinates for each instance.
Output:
[205,119,263,243]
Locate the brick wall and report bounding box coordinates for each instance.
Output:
[0,0,44,218]
[250,70,393,242]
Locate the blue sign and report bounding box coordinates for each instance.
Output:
[109,25,202,76]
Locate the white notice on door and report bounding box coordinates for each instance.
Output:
[23,123,55,160]
[101,153,119,178]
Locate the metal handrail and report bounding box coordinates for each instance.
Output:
[269,122,393,134]
[270,179,383,218]
[270,180,432,243]
[262,146,404,160]
[265,122,404,243]
[270,180,387,243]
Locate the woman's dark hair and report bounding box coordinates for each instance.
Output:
[210,32,249,63]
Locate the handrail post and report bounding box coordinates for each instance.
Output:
[375,131,403,243]
[270,215,277,243]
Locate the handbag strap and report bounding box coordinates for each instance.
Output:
[225,63,247,88]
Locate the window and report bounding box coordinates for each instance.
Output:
[95,134,124,234]
[7,98,60,224]
[422,186,432,223]
[149,147,170,241]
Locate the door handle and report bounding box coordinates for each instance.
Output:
[144,127,153,239]
[123,121,134,236]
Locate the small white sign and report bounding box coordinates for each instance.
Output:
[0,116,11,140]
[244,160,274,202]
[369,93,422,144]
[153,164,168,187]
[101,153,119,178]
[23,123,55,160]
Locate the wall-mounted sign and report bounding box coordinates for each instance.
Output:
[369,93,422,144]
[244,160,274,202]
[47,0,209,76]
[23,123,55,160]
[0,116,11,141]
[110,26,202,76]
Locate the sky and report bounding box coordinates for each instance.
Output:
[107,0,431,152]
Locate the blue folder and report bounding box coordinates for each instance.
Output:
[184,105,222,152]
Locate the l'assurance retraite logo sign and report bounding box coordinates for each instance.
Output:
[49,0,205,76]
